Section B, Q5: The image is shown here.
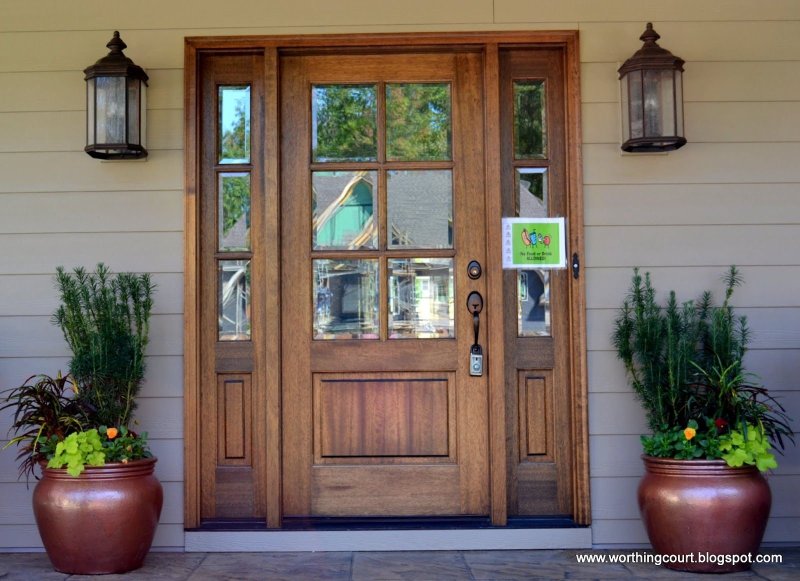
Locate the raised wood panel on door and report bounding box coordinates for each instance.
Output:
[281,51,489,518]
[316,373,454,461]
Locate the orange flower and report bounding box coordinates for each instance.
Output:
[106,427,119,440]
[683,426,696,440]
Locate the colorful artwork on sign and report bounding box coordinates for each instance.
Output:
[502,217,566,269]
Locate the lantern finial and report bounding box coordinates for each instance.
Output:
[106,31,127,54]
[640,23,660,45]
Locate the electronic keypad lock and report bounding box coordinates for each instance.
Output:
[466,291,484,377]
[470,344,484,377]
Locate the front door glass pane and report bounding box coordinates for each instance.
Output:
[513,80,546,159]
[313,259,379,340]
[312,85,377,162]
[219,85,251,164]
[386,83,452,161]
[218,173,251,251]
[313,171,377,250]
[219,260,251,340]
[515,168,547,217]
[518,270,550,336]
[388,170,453,249]
[388,258,454,339]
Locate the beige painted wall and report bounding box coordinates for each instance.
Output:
[1,0,798,549]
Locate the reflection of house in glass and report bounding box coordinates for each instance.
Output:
[219,260,251,340]
[313,260,378,339]
[311,169,455,339]
[518,270,550,336]
[388,170,452,249]
[389,259,454,338]
[313,171,376,249]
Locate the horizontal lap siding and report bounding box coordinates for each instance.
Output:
[1,0,799,550]
[0,22,185,546]
[573,7,800,547]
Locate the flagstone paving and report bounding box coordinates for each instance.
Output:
[0,548,798,580]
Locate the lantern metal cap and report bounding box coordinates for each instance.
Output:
[618,23,685,78]
[84,31,149,83]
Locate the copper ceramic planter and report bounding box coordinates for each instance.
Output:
[638,456,771,573]
[33,457,163,574]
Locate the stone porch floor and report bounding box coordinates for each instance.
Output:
[1,549,798,580]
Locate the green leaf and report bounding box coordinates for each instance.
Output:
[756,453,778,472]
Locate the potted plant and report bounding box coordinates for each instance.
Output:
[612,266,793,573]
[1,264,162,574]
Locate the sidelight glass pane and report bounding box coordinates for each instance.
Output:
[312,85,377,162]
[513,80,546,159]
[219,260,251,341]
[518,270,550,336]
[386,83,452,161]
[95,76,126,144]
[219,85,251,164]
[218,173,251,251]
[515,168,548,217]
[313,259,379,340]
[388,170,453,249]
[313,171,377,250]
[389,258,454,339]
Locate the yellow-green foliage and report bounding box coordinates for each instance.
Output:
[47,429,105,477]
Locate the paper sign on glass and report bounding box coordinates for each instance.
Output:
[502,217,566,269]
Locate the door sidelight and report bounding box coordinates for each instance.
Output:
[466,291,484,376]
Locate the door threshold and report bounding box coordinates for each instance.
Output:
[193,516,582,532]
[185,519,592,552]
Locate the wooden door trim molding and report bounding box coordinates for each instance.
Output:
[184,43,201,529]
[183,30,588,531]
[564,35,591,525]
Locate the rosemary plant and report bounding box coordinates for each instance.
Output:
[612,266,793,468]
[52,264,155,428]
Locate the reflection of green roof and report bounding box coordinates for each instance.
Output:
[313,172,375,249]
[313,170,453,249]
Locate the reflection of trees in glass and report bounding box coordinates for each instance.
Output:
[313,86,377,161]
[386,84,451,161]
[220,88,250,162]
[514,81,546,159]
[221,174,250,249]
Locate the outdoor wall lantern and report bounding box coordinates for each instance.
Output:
[84,31,148,159]
[619,23,686,152]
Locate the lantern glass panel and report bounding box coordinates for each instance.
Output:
[95,76,126,145]
[620,74,630,143]
[86,78,95,146]
[659,70,675,138]
[675,71,684,136]
[127,79,140,145]
[643,70,663,137]
[628,70,643,139]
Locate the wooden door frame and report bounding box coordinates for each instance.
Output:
[184,30,588,530]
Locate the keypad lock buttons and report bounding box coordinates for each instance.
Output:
[470,344,484,377]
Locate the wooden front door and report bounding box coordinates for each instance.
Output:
[280,51,489,517]
[186,33,589,530]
